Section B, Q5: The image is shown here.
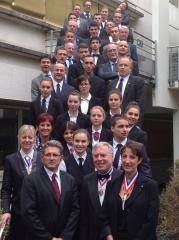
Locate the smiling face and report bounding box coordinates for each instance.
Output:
[73,132,89,156]
[108,93,121,111]
[121,147,141,177]
[40,58,51,73]
[38,121,53,138]
[93,145,113,174]
[53,64,65,81]
[19,130,35,153]
[125,107,140,126]
[63,129,74,145]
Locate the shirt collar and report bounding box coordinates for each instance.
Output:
[92,127,102,133]
[41,95,51,103]
[73,151,87,161]
[44,165,61,179]
[20,149,34,159]
[113,138,127,148]
[81,93,91,101]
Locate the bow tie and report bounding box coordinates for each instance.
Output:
[92,54,100,57]
[97,173,110,180]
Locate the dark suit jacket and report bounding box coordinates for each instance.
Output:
[1,150,42,215]
[21,168,79,240]
[55,112,90,140]
[101,172,159,240]
[29,96,64,126]
[52,82,74,111]
[97,61,118,84]
[110,138,152,178]
[67,61,84,86]
[128,125,148,148]
[87,127,112,149]
[107,75,146,116]
[79,168,122,240]
[65,151,94,190]
[89,74,106,100]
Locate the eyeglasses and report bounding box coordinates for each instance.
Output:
[44,153,61,158]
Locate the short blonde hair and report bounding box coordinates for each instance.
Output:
[90,106,106,119]
[18,125,36,140]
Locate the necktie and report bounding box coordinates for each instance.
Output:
[45,73,50,77]
[86,12,89,20]
[68,58,73,66]
[78,157,83,169]
[118,78,124,94]
[51,173,61,201]
[56,83,61,97]
[113,144,123,169]
[24,155,31,167]
[93,132,100,141]
[41,98,46,112]
[111,63,116,72]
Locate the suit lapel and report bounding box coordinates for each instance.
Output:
[88,173,101,211]
[123,75,132,101]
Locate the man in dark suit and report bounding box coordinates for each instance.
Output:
[29,78,64,126]
[67,43,89,86]
[96,43,119,84]
[82,55,106,101]
[110,115,152,178]
[107,56,146,115]
[52,63,74,111]
[21,140,80,240]
[79,142,121,240]
[31,54,52,101]
[80,0,93,25]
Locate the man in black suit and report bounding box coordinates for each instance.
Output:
[82,55,106,101]
[21,140,80,240]
[67,43,89,86]
[110,115,152,178]
[31,54,52,101]
[107,56,146,115]
[79,142,121,240]
[80,0,93,25]
[29,78,64,126]
[52,63,74,111]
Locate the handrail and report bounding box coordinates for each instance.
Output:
[133,30,155,44]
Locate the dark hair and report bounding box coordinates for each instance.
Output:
[73,128,90,142]
[78,43,89,50]
[121,142,142,160]
[54,46,67,55]
[124,101,141,114]
[40,78,53,86]
[61,121,79,135]
[39,54,51,62]
[67,12,77,20]
[118,1,128,10]
[76,75,91,89]
[68,90,81,101]
[90,36,101,44]
[110,114,128,127]
[36,113,54,127]
[89,21,100,29]
[108,89,122,102]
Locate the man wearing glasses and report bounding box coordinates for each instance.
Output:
[21,140,79,240]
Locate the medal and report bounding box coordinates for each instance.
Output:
[121,172,138,210]
[98,188,104,196]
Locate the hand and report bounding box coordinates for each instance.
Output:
[106,234,113,240]
[51,238,63,240]
[0,213,11,227]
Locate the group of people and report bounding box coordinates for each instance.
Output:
[0,1,160,240]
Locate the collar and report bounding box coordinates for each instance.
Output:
[42,71,52,78]
[53,78,64,88]
[20,149,34,159]
[44,166,61,180]
[40,95,51,103]
[73,151,87,161]
[113,138,127,148]
[81,93,91,101]
[92,126,102,133]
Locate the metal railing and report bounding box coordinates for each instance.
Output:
[133,30,156,85]
[169,46,179,88]
[45,29,156,85]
